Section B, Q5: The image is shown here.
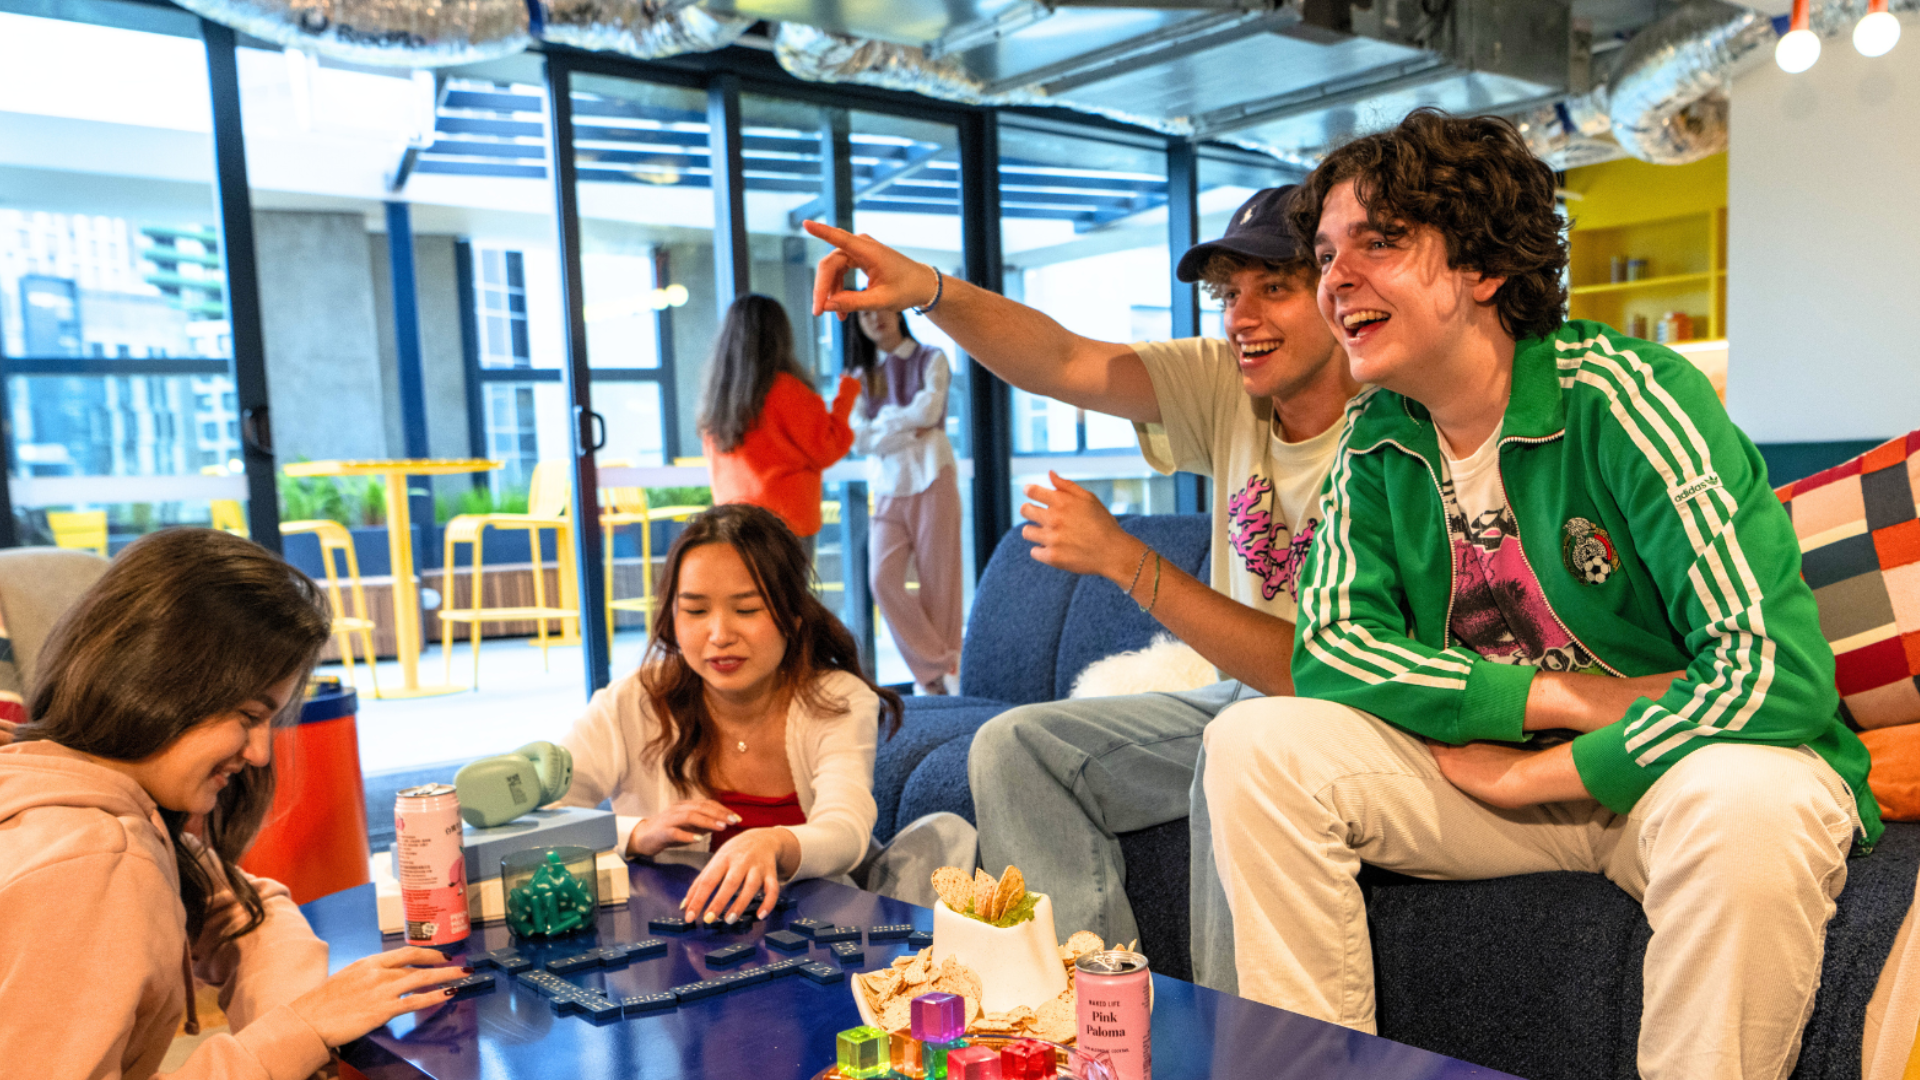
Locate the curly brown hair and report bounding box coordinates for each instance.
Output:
[1289,108,1568,341]
[1194,251,1317,303]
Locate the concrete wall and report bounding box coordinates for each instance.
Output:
[1728,19,1920,443]
[370,231,474,498]
[254,209,390,463]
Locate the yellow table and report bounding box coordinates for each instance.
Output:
[283,459,500,698]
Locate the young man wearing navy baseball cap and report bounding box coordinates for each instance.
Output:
[805,186,1361,991]
[1200,110,1874,1078]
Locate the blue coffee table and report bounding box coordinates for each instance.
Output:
[303,862,1519,1079]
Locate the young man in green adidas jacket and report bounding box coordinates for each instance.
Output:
[1201,109,1877,1080]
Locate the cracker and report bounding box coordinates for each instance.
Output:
[932,866,973,912]
[990,865,1025,923]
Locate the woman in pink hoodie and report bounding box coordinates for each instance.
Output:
[0,528,468,1079]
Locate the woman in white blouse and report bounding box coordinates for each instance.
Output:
[560,503,966,921]
[849,309,964,696]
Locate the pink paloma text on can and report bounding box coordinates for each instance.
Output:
[394,783,469,947]
[1076,949,1151,1080]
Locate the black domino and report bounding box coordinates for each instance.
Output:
[798,961,844,984]
[763,930,809,953]
[621,992,676,1016]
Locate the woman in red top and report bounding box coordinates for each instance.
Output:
[699,294,860,556]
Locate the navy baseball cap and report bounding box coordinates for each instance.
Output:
[1175,185,1306,283]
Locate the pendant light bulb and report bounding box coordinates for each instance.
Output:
[1855,10,1901,57]
[1776,28,1822,73]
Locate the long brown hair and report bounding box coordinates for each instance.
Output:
[845,309,918,406]
[1290,107,1569,342]
[698,294,812,453]
[639,504,902,794]
[19,528,332,947]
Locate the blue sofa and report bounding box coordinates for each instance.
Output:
[874,513,1920,1080]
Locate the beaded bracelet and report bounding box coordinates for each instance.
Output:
[1124,547,1150,601]
[912,264,944,315]
[1138,552,1163,615]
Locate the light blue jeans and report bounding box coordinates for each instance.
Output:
[967,680,1258,994]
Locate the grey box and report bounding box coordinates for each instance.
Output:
[391,805,618,880]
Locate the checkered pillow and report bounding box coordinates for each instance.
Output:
[1777,430,1920,729]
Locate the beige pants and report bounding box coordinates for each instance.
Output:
[871,467,964,687]
[1202,697,1860,1080]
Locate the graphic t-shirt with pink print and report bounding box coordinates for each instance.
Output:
[1130,337,1348,624]
[1439,425,1599,674]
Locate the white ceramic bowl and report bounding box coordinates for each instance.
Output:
[932,893,1069,1015]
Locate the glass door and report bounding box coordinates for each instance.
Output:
[1,0,249,548]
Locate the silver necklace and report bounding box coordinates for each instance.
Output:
[726,693,783,754]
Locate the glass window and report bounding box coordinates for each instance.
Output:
[567,73,706,471]
[998,123,1174,515]
[728,96,978,684]
[0,2,250,546]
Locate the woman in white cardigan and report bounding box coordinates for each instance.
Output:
[561,503,965,923]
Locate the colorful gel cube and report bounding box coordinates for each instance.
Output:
[911,991,968,1044]
[835,1025,891,1079]
[946,1044,1003,1080]
[1000,1039,1054,1079]
[889,1031,927,1078]
[924,1038,967,1080]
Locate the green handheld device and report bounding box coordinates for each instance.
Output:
[452,741,574,828]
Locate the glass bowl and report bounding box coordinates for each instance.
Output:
[500,845,597,939]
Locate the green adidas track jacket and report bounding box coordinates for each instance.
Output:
[1293,320,1880,844]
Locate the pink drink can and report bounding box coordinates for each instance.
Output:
[394,784,469,946]
[1076,950,1151,1080]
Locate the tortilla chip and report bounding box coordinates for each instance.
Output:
[932,866,973,912]
[880,997,914,1035]
[990,866,1025,923]
[1036,996,1077,1043]
[1065,931,1104,959]
[973,868,997,917]
[974,1011,1017,1034]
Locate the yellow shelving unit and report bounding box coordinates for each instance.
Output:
[1563,153,1727,344]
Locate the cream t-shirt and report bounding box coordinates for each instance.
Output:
[1131,336,1346,624]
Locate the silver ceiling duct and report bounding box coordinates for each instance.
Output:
[166,0,533,66]
[166,0,742,66]
[770,22,1043,109]
[1604,0,1775,166]
[540,0,750,59]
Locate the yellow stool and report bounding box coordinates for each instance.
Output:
[438,462,578,689]
[279,519,380,697]
[601,482,707,639]
[211,500,248,537]
[47,510,108,556]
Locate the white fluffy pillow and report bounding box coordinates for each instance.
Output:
[1070,634,1217,698]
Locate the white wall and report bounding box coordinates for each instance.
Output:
[1728,17,1920,443]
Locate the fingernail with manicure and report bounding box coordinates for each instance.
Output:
[724,913,738,925]
[443,988,456,997]
[728,814,742,824]
[462,966,474,974]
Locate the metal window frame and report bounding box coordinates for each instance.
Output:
[544,52,614,693]
[1167,139,1207,516]
[202,18,280,551]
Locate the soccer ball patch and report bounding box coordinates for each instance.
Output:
[1562,517,1621,585]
